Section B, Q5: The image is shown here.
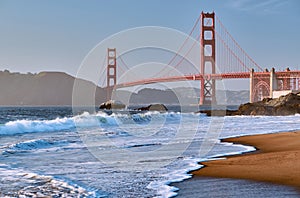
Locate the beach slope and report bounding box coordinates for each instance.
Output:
[192,131,300,188]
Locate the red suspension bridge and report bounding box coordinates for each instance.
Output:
[103,12,300,105]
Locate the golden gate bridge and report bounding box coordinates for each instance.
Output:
[102,12,300,105]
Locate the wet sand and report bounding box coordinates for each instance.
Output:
[192,131,300,189]
[174,176,299,197]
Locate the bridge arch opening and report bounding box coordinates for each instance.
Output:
[253,80,270,102]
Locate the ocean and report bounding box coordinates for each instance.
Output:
[0,106,300,197]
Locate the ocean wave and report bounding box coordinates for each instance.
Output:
[0,117,75,135]
[0,111,188,136]
[2,139,69,155]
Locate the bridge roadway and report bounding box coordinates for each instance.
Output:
[115,71,300,88]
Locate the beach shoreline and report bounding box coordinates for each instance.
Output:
[191,131,300,191]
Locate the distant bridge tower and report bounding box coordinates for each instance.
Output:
[200,12,216,105]
[107,48,117,100]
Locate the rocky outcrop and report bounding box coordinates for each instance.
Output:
[235,93,300,116]
[200,92,300,116]
[99,100,126,110]
[136,104,168,112]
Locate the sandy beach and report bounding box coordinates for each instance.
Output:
[192,131,300,190]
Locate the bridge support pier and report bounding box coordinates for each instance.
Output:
[106,48,117,101]
[200,12,216,105]
[283,68,291,90]
[250,69,254,103]
[270,68,278,98]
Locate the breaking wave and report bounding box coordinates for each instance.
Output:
[0,111,187,136]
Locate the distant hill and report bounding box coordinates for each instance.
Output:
[0,70,250,106]
[0,70,106,106]
[115,88,179,105]
[217,90,249,105]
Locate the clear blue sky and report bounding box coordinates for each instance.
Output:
[0,0,299,77]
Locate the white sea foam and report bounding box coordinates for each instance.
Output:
[0,164,100,197]
[147,157,203,198]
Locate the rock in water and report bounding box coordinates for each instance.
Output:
[199,109,236,116]
[136,104,168,112]
[99,100,126,110]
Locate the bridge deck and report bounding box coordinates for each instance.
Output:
[116,71,300,88]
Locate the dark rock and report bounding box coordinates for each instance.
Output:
[199,110,236,116]
[136,104,168,112]
[99,100,126,110]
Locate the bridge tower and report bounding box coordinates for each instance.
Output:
[107,48,117,100]
[200,12,216,105]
